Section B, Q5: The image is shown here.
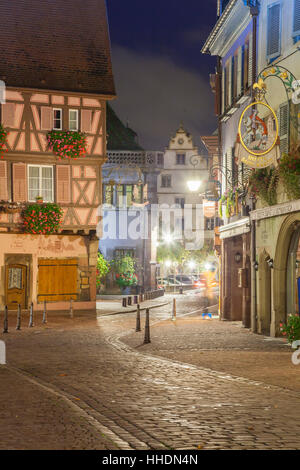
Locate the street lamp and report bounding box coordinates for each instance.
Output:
[187,180,202,192]
[187,154,203,193]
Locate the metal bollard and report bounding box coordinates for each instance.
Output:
[139,294,144,303]
[172,298,176,321]
[28,302,34,328]
[136,304,141,332]
[42,300,47,324]
[122,297,127,308]
[134,295,138,304]
[128,296,132,306]
[16,304,21,330]
[143,308,151,344]
[70,299,73,318]
[3,306,8,333]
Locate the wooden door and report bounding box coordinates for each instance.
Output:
[38,259,78,302]
[5,265,27,309]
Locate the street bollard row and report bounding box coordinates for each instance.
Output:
[2,300,50,333]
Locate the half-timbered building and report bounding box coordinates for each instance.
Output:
[0,0,115,311]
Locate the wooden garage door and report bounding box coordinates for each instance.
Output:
[38,259,78,302]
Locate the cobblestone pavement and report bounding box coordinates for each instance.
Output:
[1,295,300,450]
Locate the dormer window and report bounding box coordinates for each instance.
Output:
[53,108,62,130]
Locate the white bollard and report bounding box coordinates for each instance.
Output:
[0,340,6,364]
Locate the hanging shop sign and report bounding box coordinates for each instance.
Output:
[235,100,280,168]
[235,65,299,169]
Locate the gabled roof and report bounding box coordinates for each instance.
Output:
[107,104,143,151]
[0,0,115,96]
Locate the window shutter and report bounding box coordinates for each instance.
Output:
[0,160,8,200]
[81,110,92,133]
[1,103,15,127]
[248,32,253,87]
[237,47,242,97]
[56,165,71,203]
[13,163,27,202]
[41,107,53,131]
[267,4,281,60]
[278,102,289,154]
[222,68,225,114]
[293,0,300,36]
[228,57,233,107]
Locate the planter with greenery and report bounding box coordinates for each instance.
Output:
[278,151,300,201]
[113,255,138,292]
[280,314,300,345]
[23,203,63,235]
[47,130,87,160]
[219,187,242,218]
[0,124,8,158]
[96,252,111,293]
[248,167,278,206]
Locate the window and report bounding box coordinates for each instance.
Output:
[28,165,53,202]
[69,109,79,131]
[242,39,249,91]
[161,174,172,188]
[53,108,62,130]
[267,3,281,61]
[205,218,215,231]
[157,153,164,166]
[176,153,186,165]
[293,0,300,38]
[114,249,135,259]
[103,184,114,205]
[115,184,137,207]
[175,197,185,208]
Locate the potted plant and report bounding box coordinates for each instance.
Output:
[35,196,44,204]
[96,252,110,294]
[113,255,138,294]
[280,314,300,346]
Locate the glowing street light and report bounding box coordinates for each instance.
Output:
[187,180,202,192]
[188,261,196,270]
[164,233,174,244]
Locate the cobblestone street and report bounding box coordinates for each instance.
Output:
[1,295,300,450]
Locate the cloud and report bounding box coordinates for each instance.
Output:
[110,45,217,151]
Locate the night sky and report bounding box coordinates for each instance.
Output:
[107,0,218,152]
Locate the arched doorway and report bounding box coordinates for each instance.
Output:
[272,214,300,336]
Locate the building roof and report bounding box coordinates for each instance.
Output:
[107,104,143,151]
[0,0,115,96]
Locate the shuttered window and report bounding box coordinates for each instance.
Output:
[278,102,289,154]
[41,107,53,131]
[0,160,8,200]
[293,0,300,36]
[267,3,281,60]
[13,163,27,202]
[56,165,71,203]
[222,68,225,114]
[81,110,92,133]
[1,103,15,127]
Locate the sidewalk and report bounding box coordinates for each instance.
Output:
[96,296,171,316]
